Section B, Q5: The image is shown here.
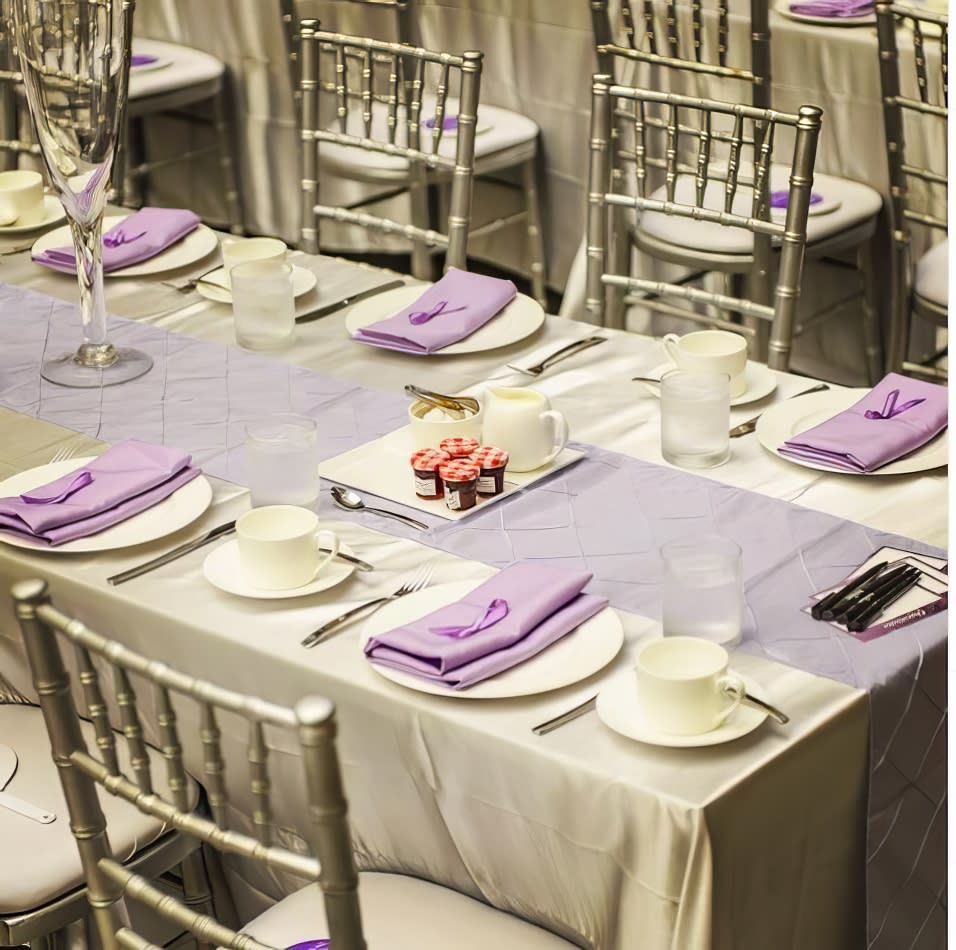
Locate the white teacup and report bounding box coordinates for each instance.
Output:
[480,387,569,472]
[407,398,483,451]
[636,637,745,735]
[0,170,44,227]
[221,237,287,288]
[236,505,339,590]
[662,330,748,398]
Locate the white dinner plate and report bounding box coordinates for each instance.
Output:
[596,671,768,747]
[196,264,318,304]
[0,456,213,553]
[346,285,546,356]
[775,1,875,25]
[755,388,949,475]
[32,215,219,278]
[203,539,356,599]
[0,195,66,235]
[642,360,778,406]
[361,579,625,699]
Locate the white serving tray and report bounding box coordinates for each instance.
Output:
[319,427,586,522]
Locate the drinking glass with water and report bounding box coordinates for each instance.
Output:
[245,415,319,508]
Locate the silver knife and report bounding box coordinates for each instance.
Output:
[532,695,598,735]
[729,383,830,438]
[318,547,375,573]
[107,520,238,586]
[296,279,406,324]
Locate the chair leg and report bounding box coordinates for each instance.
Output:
[857,237,884,384]
[29,926,68,950]
[129,116,149,208]
[520,155,547,310]
[605,207,629,330]
[211,88,244,236]
[180,849,216,950]
[408,165,433,280]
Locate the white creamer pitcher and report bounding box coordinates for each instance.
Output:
[481,387,569,472]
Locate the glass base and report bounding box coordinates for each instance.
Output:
[41,345,153,388]
[662,446,731,469]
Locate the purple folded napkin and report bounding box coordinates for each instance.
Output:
[770,191,823,209]
[33,207,201,274]
[131,53,159,67]
[778,373,947,472]
[364,562,608,689]
[352,267,517,354]
[0,440,201,545]
[789,0,873,15]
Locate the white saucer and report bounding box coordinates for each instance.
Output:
[203,539,356,599]
[642,360,778,406]
[0,196,66,234]
[596,671,768,747]
[196,265,318,304]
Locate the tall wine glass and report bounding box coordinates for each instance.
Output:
[13,0,152,387]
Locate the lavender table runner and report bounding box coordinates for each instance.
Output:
[0,284,945,946]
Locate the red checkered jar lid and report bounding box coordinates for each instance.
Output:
[438,459,480,482]
[439,436,480,458]
[410,448,450,472]
[470,445,509,469]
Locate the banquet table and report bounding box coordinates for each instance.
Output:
[0,238,946,949]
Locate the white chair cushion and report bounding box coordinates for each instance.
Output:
[638,164,883,254]
[243,873,578,949]
[0,704,198,916]
[318,99,539,182]
[914,239,948,308]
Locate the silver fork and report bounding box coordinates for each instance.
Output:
[507,335,607,376]
[49,445,77,465]
[301,561,435,649]
[0,673,31,705]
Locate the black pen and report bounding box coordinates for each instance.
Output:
[831,565,918,624]
[823,564,912,623]
[813,560,889,620]
[847,569,923,633]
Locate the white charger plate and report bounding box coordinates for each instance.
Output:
[775,1,875,25]
[597,671,767,747]
[346,284,545,355]
[642,360,778,406]
[0,195,66,235]
[755,388,949,475]
[361,579,624,699]
[204,539,356,599]
[196,264,317,304]
[32,215,219,277]
[0,456,213,553]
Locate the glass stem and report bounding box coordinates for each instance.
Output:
[69,213,117,368]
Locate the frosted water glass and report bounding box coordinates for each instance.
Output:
[232,260,295,350]
[661,536,743,647]
[660,371,731,469]
[245,415,319,508]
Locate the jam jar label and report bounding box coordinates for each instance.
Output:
[446,488,463,510]
[477,475,497,494]
[414,473,439,496]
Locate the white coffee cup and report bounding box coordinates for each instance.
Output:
[480,387,569,472]
[236,505,339,590]
[221,237,287,288]
[407,398,483,452]
[662,330,748,398]
[0,170,44,227]
[636,637,745,735]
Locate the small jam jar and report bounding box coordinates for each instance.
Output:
[410,448,450,499]
[439,436,480,459]
[438,459,480,511]
[469,445,509,496]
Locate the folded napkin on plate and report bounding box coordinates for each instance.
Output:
[778,373,947,472]
[0,440,201,545]
[364,562,608,689]
[33,207,200,274]
[789,0,873,15]
[352,267,517,354]
[131,53,159,67]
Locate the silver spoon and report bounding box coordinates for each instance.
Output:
[330,485,429,531]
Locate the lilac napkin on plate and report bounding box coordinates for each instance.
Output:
[778,373,947,472]
[33,207,201,274]
[789,0,873,15]
[0,440,201,545]
[352,267,517,355]
[364,562,608,689]
[131,53,159,67]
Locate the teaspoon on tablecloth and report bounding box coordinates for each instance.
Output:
[330,485,428,531]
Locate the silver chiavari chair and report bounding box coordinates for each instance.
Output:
[12,579,580,950]
[876,1,948,380]
[590,0,884,381]
[297,20,480,277]
[0,4,42,169]
[586,76,822,372]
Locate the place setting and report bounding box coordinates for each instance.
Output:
[0,170,66,237]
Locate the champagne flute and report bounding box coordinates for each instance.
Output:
[13,0,152,387]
